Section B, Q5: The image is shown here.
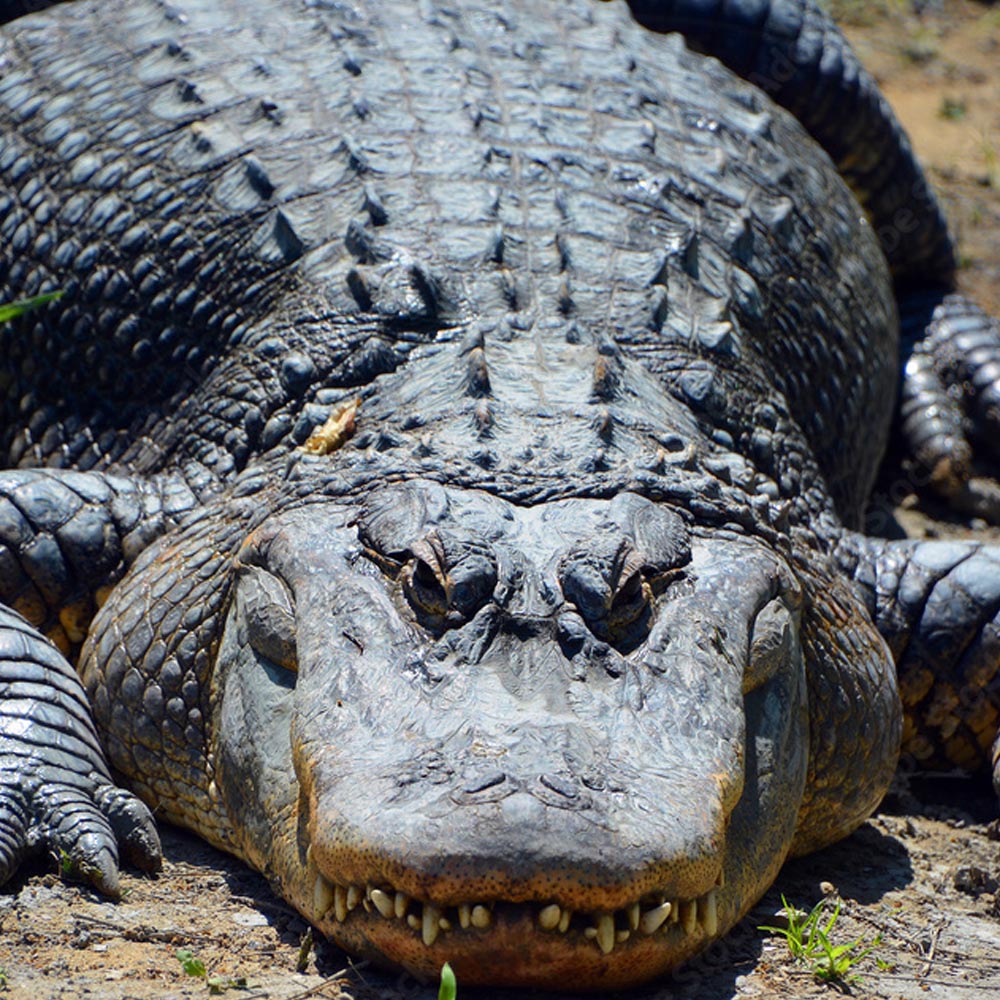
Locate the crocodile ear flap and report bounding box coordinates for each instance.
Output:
[356,479,451,561]
[605,493,691,574]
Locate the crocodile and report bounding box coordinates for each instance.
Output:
[2,0,1000,989]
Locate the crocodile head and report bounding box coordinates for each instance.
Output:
[213,479,808,989]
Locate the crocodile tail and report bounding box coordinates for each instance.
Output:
[624,0,957,285]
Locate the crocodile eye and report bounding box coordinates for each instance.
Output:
[402,530,498,629]
[237,566,298,674]
[404,555,450,618]
[607,570,652,633]
[559,542,653,648]
[744,598,793,693]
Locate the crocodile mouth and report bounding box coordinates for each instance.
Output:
[312,872,723,954]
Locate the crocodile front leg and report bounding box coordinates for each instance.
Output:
[838,533,1000,789]
[0,468,196,892]
[0,604,159,894]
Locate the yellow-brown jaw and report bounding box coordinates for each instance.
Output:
[308,875,727,989]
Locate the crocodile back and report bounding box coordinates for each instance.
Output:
[0,0,897,520]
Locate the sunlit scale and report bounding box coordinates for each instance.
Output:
[312,876,722,954]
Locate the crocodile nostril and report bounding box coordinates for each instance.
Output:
[539,773,580,800]
[452,769,513,805]
[464,770,507,795]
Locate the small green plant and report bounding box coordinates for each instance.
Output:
[0,965,8,989]
[939,97,967,122]
[438,962,457,1000]
[177,950,208,979]
[296,927,314,974]
[759,895,882,984]
[0,291,63,323]
[175,949,248,995]
[901,28,940,65]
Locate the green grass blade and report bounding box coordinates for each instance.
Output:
[0,291,63,323]
[438,962,457,1000]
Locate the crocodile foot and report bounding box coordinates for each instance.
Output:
[900,290,1000,520]
[0,606,161,897]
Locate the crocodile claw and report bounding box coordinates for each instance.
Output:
[0,761,162,899]
[0,608,162,896]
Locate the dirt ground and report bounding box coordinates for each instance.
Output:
[2,2,1000,999]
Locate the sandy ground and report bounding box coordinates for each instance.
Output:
[2,2,1000,999]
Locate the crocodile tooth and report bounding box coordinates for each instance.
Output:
[407,914,420,931]
[347,885,362,911]
[538,904,562,931]
[558,909,572,933]
[716,870,726,888]
[680,899,697,935]
[334,885,348,923]
[313,876,335,920]
[395,892,409,919]
[596,913,615,955]
[584,927,597,940]
[458,904,471,929]
[616,930,630,943]
[639,901,672,935]
[668,899,680,923]
[701,889,719,936]
[470,905,492,929]
[627,902,640,932]
[370,889,395,919]
[423,905,441,946]
[439,917,452,931]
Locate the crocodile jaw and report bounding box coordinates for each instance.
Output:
[307,881,734,990]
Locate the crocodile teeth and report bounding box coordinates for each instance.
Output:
[538,904,562,931]
[595,913,615,955]
[680,899,697,935]
[702,888,718,936]
[639,901,672,935]
[370,889,395,919]
[423,904,441,946]
[309,872,724,947]
[313,876,335,921]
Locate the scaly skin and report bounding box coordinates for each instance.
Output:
[0,0,999,989]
